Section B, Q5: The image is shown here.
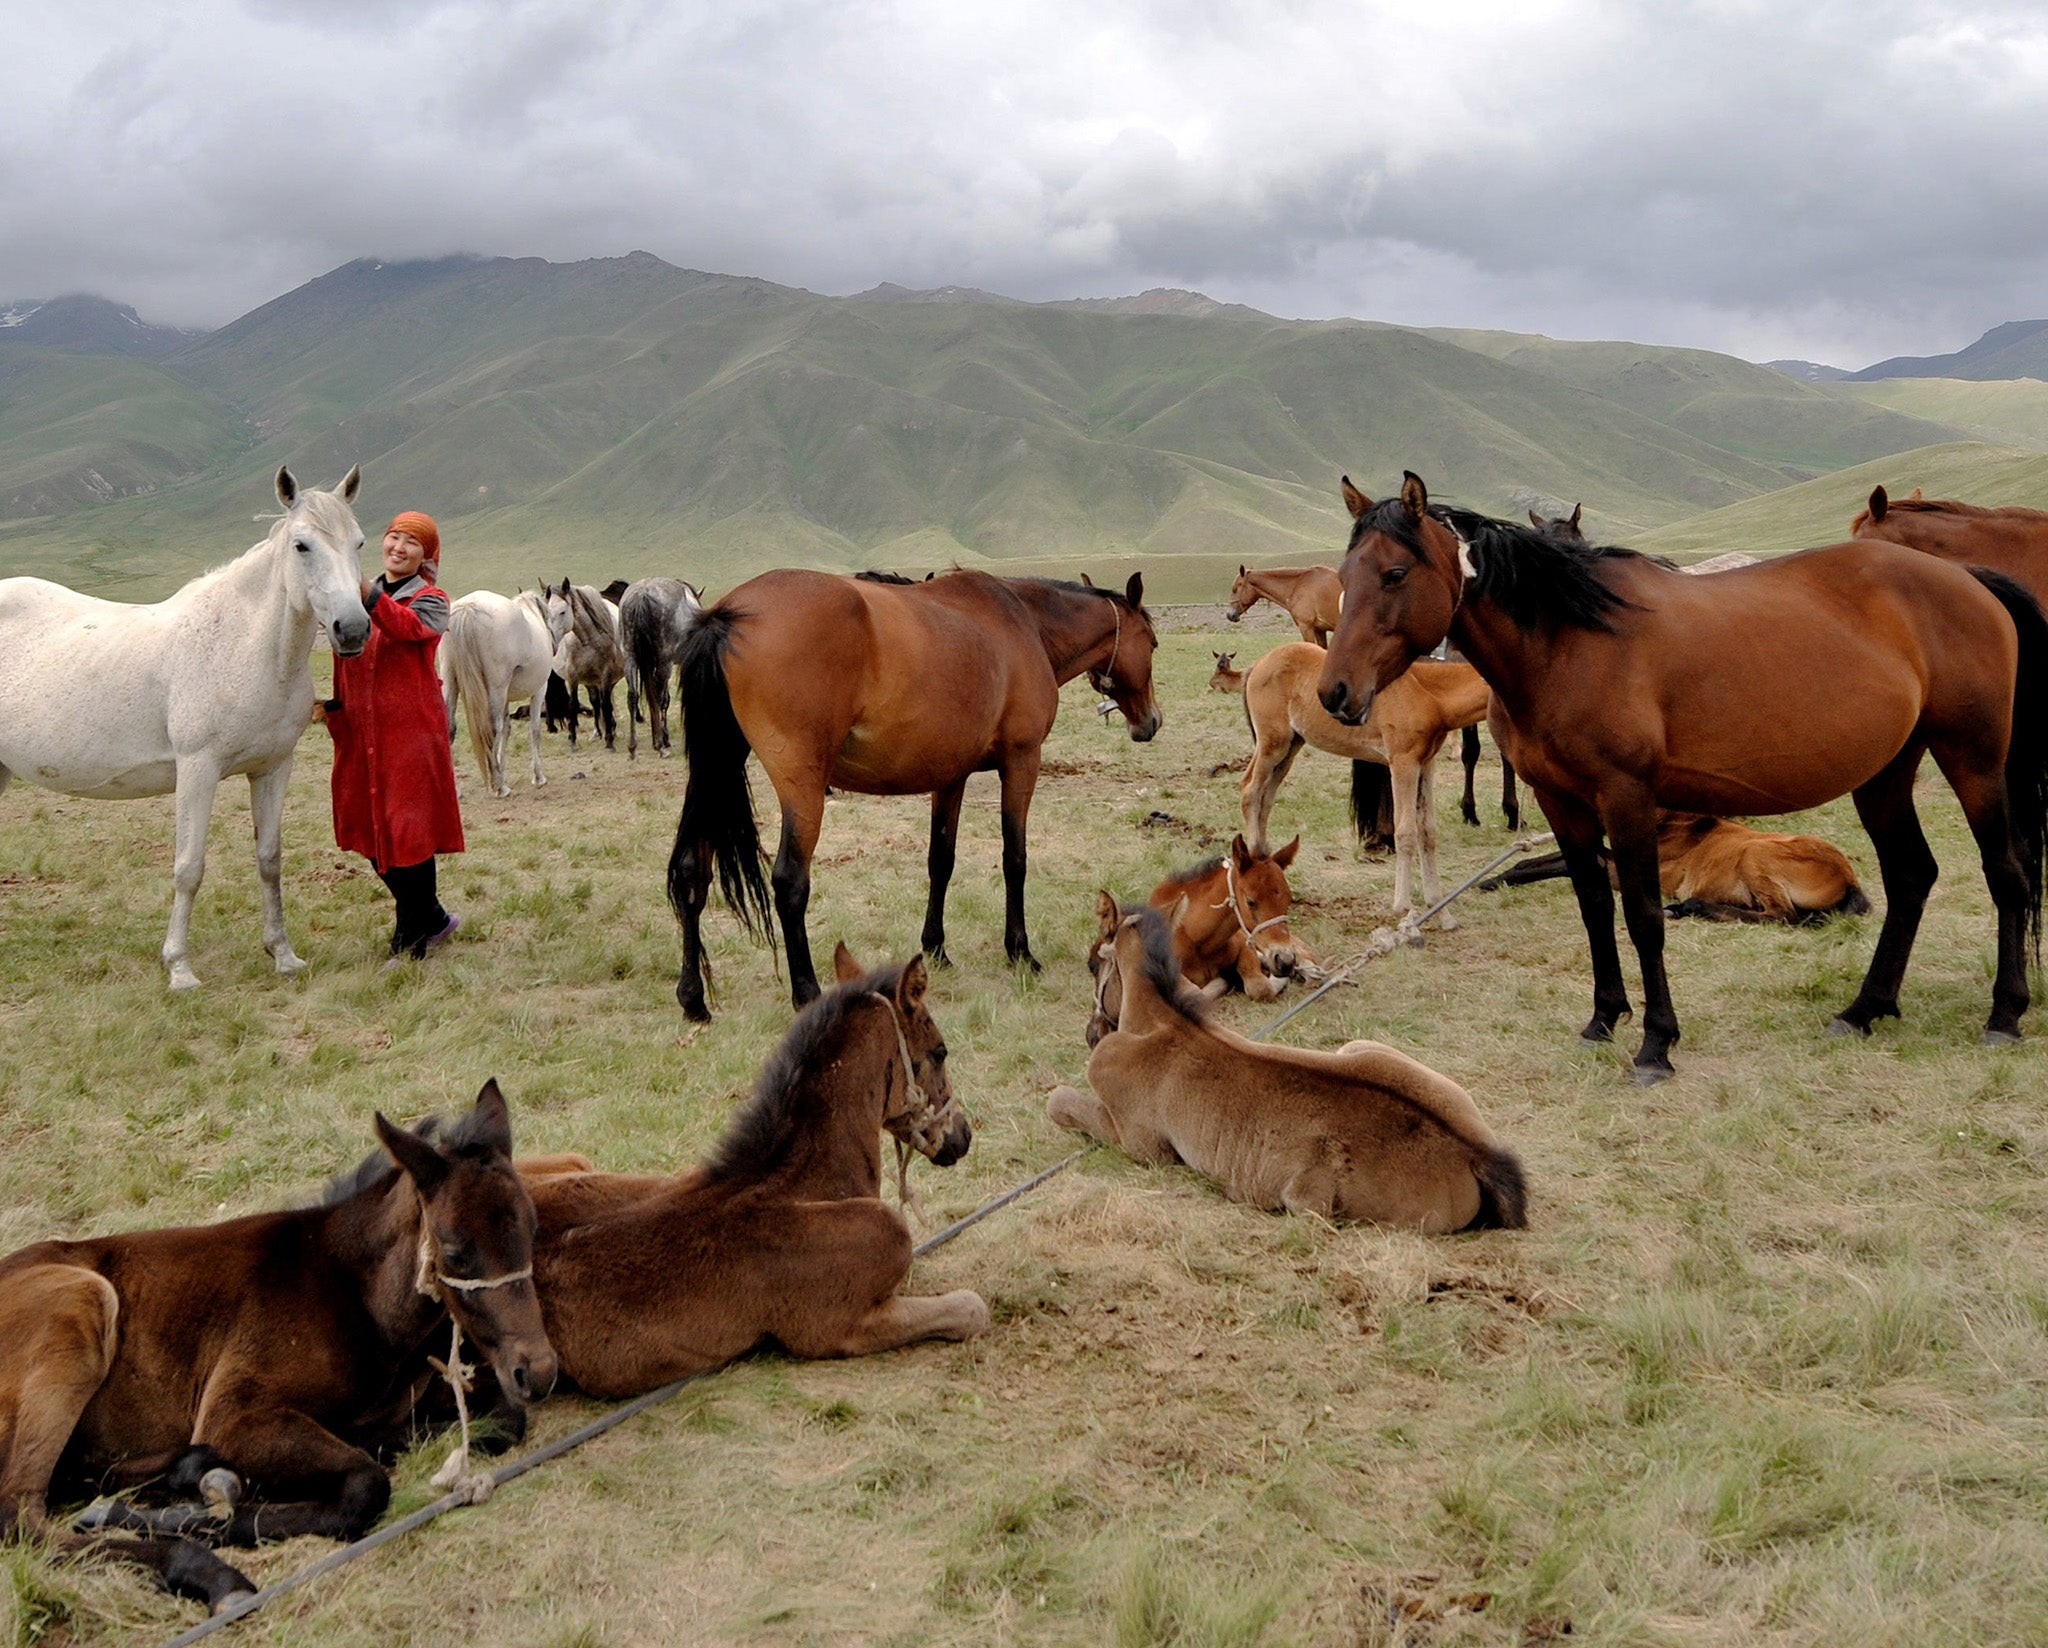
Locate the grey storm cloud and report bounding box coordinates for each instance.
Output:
[5,0,2047,365]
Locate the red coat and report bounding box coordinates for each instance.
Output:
[328,579,465,871]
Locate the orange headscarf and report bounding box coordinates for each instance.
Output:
[387,511,441,567]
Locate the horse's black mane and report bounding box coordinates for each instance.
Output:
[704,963,907,1184]
[1430,505,1652,633]
[856,569,918,585]
[1117,903,1207,1027]
[320,1104,503,1206]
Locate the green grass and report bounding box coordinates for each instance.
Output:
[4,628,2048,1646]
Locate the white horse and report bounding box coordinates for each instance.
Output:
[443,589,561,797]
[0,466,370,989]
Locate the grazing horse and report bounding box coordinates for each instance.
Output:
[1149,835,1305,1001]
[1241,642,1491,927]
[1209,650,1243,692]
[443,589,560,796]
[1484,812,1870,923]
[0,466,370,989]
[1317,473,2048,1080]
[1048,899,1526,1230]
[0,1083,553,1613]
[1853,486,2048,608]
[545,580,627,751]
[670,569,1161,1017]
[619,575,703,759]
[1226,564,1342,644]
[515,947,985,1397]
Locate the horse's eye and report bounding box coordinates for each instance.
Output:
[295,539,311,554]
[1381,566,1408,588]
[931,1042,949,1064]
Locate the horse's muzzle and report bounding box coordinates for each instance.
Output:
[1225,608,1242,623]
[1129,709,1162,743]
[507,1345,560,1404]
[331,616,371,657]
[931,1114,972,1167]
[1319,680,1372,726]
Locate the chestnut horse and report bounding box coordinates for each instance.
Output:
[1853,486,2048,608]
[1318,474,2048,1080]
[1227,564,1342,644]
[516,947,985,1397]
[670,569,1160,1017]
[1209,650,1243,692]
[0,1084,553,1613]
[1149,835,1304,1000]
[1051,899,1525,1229]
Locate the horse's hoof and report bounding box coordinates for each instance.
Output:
[273,950,307,977]
[74,1499,119,1529]
[1629,1062,1675,1086]
[1579,1025,1614,1046]
[212,1589,258,1618]
[1433,913,1460,933]
[1826,1016,1869,1038]
[199,1468,242,1516]
[168,964,201,992]
[1982,1028,2023,1047]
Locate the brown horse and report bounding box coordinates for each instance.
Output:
[1242,642,1492,926]
[1209,650,1243,692]
[515,946,985,1398]
[1854,486,2048,607]
[1051,899,1525,1229]
[1226,564,1342,644]
[1149,835,1304,1000]
[670,569,1160,1017]
[0,1084,553,1612]
[1485,812,1870,923]
[1317,473,2048,1080]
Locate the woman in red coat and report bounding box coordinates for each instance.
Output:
[327,510,465,961]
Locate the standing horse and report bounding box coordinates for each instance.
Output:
[0,1083,554,1612]
[516,947,984,1397]
[670,569,1160,1017]
[544,580,627,751]
[0,466,370,989]
[1317,473,2048,1080]
[1853,487,2048,607]
[619,576,703,759]
[1226,564,1342,644]
[443,589,559,796]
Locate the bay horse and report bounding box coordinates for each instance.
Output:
[0,466,370,989]
[1241,641,1491,927]
[1149,835,1304,1001]
[1049,898,1525,1230]
[669,568,1160,1017]
[1484,812,1870,924]
[1853,486,2048,607]
[443,588,560,796]
[1318,473,2048,1080]
[545,580,627,751]
[515,946,984,1397]
[619,575,703,759]
[1226,563,1342,644]
[0,1083,553,1613]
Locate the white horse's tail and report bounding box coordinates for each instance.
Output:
[446,603,501,790]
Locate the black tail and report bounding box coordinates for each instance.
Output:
[1349,760,1396,851]
[1470,1146,1528,1230]
[1973,567,2048,958]
[669,608,773,944]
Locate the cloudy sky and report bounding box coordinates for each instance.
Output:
[5,0,2045,367]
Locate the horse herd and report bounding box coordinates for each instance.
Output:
[2,464,2046,1615]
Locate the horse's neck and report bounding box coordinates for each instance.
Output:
[1029,588,1115,682]
[775,1018,891,1201]
[193,530,315,688]
[327,1178,442,1352]
[1448,601,1542,724]
[1253,569,1301,602]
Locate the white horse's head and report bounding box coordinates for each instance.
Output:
[276,465,370,656]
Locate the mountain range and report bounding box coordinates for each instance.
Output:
[2,258,2045,602]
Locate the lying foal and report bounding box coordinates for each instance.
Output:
[1149,834,1307,1001]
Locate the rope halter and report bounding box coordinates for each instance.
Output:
[413,1221,533,1505]
[1213,854,1293,948]
[871,990,965,1224]
[1086,600,1124,696]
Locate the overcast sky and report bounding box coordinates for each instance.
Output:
[5,0,2045,367]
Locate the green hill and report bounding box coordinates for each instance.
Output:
[1831,378,2048,451]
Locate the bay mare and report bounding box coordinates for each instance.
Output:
[444,589,560,796]
[1050,899,1525,1230]
[516,947,985,1397]
[670,568,1162,1017]
[1226,564,1342,644]
[1317,473,2048,1081]
[0,467,371,989]
[619,576,702,759]
[0,1084,553,1613]
[1854,486,2048,607]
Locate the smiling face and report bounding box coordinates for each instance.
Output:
[383,529,428,583]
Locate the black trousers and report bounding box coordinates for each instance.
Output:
[377,859,449,956]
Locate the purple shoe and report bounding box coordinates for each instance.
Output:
[422,912,461,955]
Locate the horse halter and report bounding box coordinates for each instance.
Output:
[1215,855,1291,952]
[413,1221,533,1303]
[412,1216,534,1505]
[1086,601,1125,695]
[870,990,963,1221]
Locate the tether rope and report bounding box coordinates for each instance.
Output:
[150,829,1551,1645]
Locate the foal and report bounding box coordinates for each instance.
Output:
[1050,899,1525,1231]
[1149,835,1305,1000]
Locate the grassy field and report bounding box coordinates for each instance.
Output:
[4,628,2048,1647]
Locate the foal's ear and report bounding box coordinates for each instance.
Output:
[1078,572,1095,588]
[375,1113,449,1197]
[468,1078,513,1157]
[275,466,299,508]
[1906,487,1923,501]
[1125,571,1144,609]
[335,464,362,504]
[1230,832,1254,870]
[1528,510,1543,528]
[833,941,864,983]
[1165,892,1191,935]
[896,954,929,1012]
[1400,471,1429,520]
[1274,835,1301,871]
[1094,889,1120,939]
[1340,475,1372,519]
[1568,502,1582,530]
[1867,484,1889,523]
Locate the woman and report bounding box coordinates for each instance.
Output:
[326,510,465,962]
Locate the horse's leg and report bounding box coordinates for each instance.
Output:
[487,684,512,797]
[811,1291,992,1356]
[525,686,546,787]
[1296,616,1319,644]
[1937,756,2034,1043]
[1460,725,1481,826]
[168,1407,391,1546]
[1047,1083,1123,1145]
[769,780,827,1008]
[1547,790,1631,1044]
[1834,746,1936,1036]
[1501,755,1521,831]
[1388,756,1419,916]
[247,762,304,976]
[626,661,641,760]
[1604,792,1679,1081]
[921,777,969,966]
[0,1267,117,1538]
[1416,757,1453,929]
[1239,733,1302,856]
[162,754,223,990]
[997,750,1043,970]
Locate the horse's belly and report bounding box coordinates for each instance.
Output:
[55,760,183,799]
